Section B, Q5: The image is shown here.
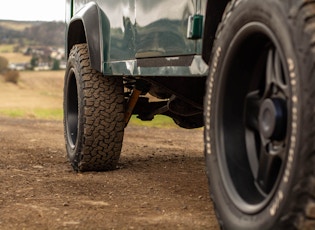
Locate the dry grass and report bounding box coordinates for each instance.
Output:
[0,21,33,31]
[0,70,64,119]
[3,70,20,84]
[0,69,175,126]
[0,51,31,63]
[0,44,15,53]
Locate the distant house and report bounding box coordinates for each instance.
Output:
[59,61,67,70]
[51,48,65,60]
[22,46,66,70]
[8,63,27,71]
[34,62,50,71]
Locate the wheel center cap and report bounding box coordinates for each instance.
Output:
[258,98,286,140]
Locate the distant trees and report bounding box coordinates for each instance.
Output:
[0,21,65,47]
[0,25,21,45]
[0,56,19,84]
[51,59,60,70]
[23,21,65,46]
[30,56,39,70]
[0,56,8,73]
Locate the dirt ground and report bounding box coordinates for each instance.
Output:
[0,116,220,230]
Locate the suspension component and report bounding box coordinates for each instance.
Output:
[124,80,149,126]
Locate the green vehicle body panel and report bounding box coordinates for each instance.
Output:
[66,0,209,76]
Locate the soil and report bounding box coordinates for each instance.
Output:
[0,116,220,230]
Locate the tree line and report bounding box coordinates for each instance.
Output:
[0,21,65,47]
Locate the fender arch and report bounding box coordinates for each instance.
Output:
[202,0,229,64]
[66,2,110,73]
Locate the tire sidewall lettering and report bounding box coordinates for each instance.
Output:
[205,46,221,156]
[204,0,303,228]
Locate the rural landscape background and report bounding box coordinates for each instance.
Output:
[0,20,65,120]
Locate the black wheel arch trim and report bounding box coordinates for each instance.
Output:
[202,0,230,64]
[66,2,110,73]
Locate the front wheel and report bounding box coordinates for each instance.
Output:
[64,43,125,171]
[204,0,315,229]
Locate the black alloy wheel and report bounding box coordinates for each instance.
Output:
[204,0,315,229]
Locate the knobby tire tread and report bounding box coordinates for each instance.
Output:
[68,44,124,172]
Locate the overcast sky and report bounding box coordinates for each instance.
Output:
[0,0,65,21]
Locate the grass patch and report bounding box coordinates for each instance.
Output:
[0,69,177,128]
[0,108,63,120]
[0,108,178,130]
[0,44,16,53]
[0,109,175,128]
[32,108,63,120]
[129,115,176,128]
[0,51,31,63]
[0,109,25,118]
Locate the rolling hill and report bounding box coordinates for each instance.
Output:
[0,20,65,47]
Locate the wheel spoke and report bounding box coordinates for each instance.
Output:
[273,49,289,97]
[245,130,260,179]
[244,90,261,131]
[256,142,282,194]
[264,48,289,98]
[263,49,274,98]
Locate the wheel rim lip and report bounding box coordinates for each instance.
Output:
[65,67,79,150]
[214,22,291,213]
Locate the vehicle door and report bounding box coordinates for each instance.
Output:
[135,0,206,58]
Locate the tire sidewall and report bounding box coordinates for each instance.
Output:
[64,49,84,169]
[205,0,304,229]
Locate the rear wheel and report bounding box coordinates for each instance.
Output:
[64,43,125,171]
[204,0,315,229]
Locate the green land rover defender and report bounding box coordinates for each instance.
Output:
[64,0,315,229]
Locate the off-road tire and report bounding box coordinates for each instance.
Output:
[204,0,315,229]
[64,43,125,171]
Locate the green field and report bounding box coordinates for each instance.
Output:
[0,70,176,127]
